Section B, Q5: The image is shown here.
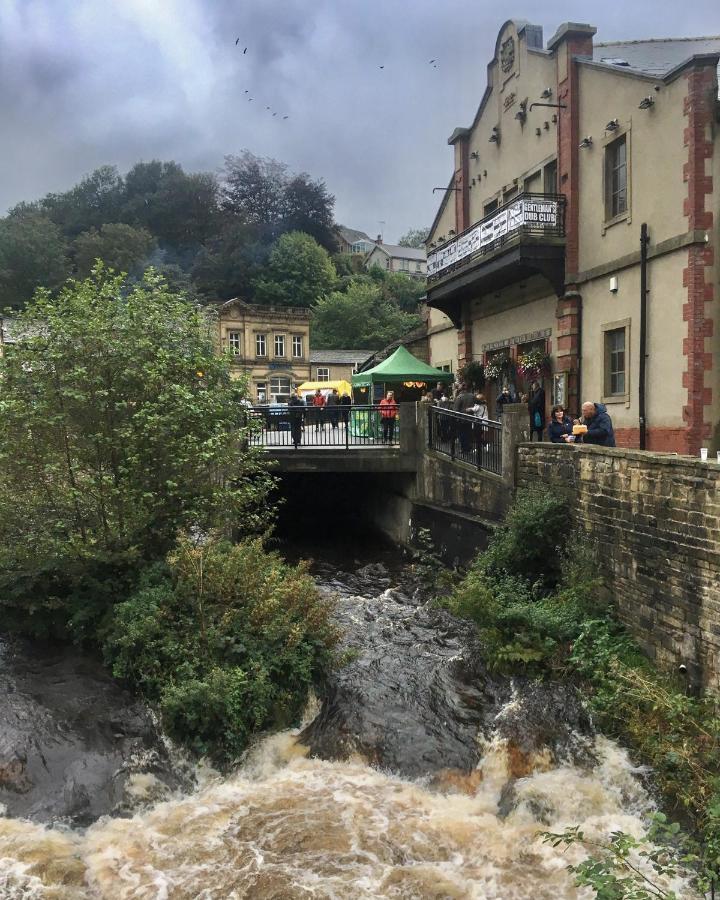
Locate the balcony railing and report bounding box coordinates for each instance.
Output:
[427,192,566,283]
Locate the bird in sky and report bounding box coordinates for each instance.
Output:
[244,89,249,93]
[235,38,239,45]
[273,112,277,116]
[244,47,247,54]
[282,115,288,119]
[379,65,384,69]
[429,58,436,64]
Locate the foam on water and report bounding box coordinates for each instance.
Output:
[0,729,697,899]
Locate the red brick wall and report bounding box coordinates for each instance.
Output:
[682,64,716,455]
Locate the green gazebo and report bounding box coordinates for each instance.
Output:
[352,345,454,402]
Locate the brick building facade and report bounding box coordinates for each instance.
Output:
[426,20,719,454]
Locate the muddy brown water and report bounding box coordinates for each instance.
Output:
[0,552,697,898]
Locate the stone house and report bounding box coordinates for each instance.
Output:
[365,241,427,279]
[426,19,720,453]
[217,299,311,403]
[308,349,373,384]
[336,226,375,255]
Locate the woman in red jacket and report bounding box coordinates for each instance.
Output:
[379,390,399,443]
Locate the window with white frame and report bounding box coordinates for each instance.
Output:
[255,333,267,357]
[605,135,628,219]
[604,327,627,396]
[227,330,242,355]
[316,367,330,381]
[270,376,291,402]
[292,334,303,358]
[274,334,286,357]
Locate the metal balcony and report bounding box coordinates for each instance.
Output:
[427,193,566,326]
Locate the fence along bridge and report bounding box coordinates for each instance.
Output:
[248,403,503,475]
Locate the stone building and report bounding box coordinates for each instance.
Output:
[217,299,311,403]
[426,19,720,453]
[366,241,427,278]
[308,349,373,384]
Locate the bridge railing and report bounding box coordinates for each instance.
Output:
[427,406,503,475]
[246,404,400,449]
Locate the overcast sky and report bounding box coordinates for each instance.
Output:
[1,0,717,242]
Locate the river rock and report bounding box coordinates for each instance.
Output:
[0,636,185,825]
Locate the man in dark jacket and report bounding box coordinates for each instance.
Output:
[288,391,305,448]
[581,401,616,447]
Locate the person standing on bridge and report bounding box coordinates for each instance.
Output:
[288,389,306,449]
[311,389,326,433]
[379,390,399,443]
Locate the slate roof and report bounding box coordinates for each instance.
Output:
[593,36,720,85]
[310,349,374,365]
[336,225,374,245]
[367,244,427,261]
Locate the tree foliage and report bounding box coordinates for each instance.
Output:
[311,278,421,350]
[222,151,337,251]
[253,231,336,308]
[73,223,156,277]
[105,536,338,762]
[0,267,273,638]
[398,227,429,248]
[0,209,69,308]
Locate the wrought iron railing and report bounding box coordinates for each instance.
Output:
[427,406,503,475]
[427,192,566,283]
[246,404,400,449]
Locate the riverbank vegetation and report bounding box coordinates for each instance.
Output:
[445,487,720,896]
[0,269,337,762]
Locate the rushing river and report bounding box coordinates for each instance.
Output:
[0,551,695,899]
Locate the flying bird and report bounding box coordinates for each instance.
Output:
[273,112,277,116]
[244,89,249,93]
[235,38,239,45]
[243,47,247,54]
[379,65,384,69]
[429,58,436,64]
[282,115,288,119]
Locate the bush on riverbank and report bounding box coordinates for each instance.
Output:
[0,267,274,640]
[104,535,339,762]
[446,486,720,893]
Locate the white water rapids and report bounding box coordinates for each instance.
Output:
[0,727,695,899]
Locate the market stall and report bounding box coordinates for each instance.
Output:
[351,346,454,403]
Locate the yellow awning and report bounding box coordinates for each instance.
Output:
[296,380,353,396]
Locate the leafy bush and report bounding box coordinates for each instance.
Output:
[445,485,720,893]
[0,267,274,640]
[104,536,338,762]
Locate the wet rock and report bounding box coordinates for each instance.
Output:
[491,681,596,768]
[301,576,503,777]
[0,636,186,825]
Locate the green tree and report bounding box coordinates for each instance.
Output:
[0,266,273,638]
[73,223,156,277]
[0,209,69,308]
[222,151,337,251]
[398,227,429,248]
[253,231,336,308]
[121,160,220,249]
[39,165,125,238]
[311,279,421,349]
[381,270,427,312]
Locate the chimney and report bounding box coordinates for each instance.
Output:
[375,234,382,244]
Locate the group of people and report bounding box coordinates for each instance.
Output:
[421,379,616,448]
[286,388,400,448]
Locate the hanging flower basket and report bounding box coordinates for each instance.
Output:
[484,353,513,384]
[516,349,551,381]
[457,361,485,390]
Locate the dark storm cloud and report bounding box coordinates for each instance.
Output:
[0,0,717,240]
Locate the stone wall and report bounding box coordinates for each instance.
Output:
[517,443,720,687]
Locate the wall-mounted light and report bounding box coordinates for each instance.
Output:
[551,114,558,124]
[605,118,620,132]
[540,87,553,99]
[579,136,593,149]
[543,121,550,130]
[483,170,487,177]
[489,126,501,144]
[448,229,456,236]
[428,242,436,249]
[437,235,446,243]
[514,100,527,124]
[470,150,480,160]
[471,177,476,185]
[638,96,655,109]
[535,127,542,136]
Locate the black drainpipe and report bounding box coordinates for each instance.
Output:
[639,223,649,450]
